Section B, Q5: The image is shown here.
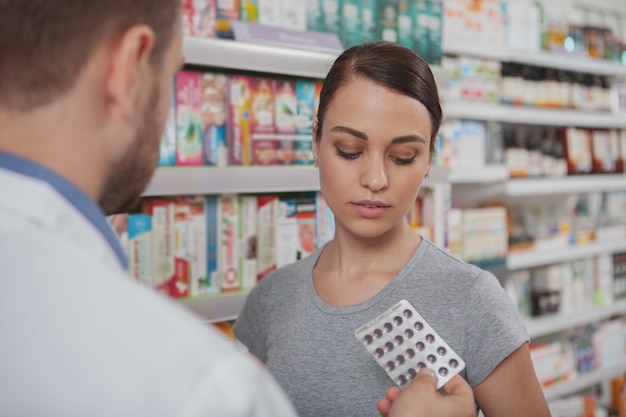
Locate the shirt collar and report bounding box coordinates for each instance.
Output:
[0,151,129,270]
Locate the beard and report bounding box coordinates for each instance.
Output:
[99,84,163,215]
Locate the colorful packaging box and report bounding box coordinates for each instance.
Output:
[240,0,258,21]
[257,194,278,281]
[184,197,208,298]
[127,214,152,285]
[141,199,176,290]
[275,79,298,165]
[341,0,363,48]
[295,80,316,165]
[280,0,307,31]
[218,194,241,291]
[250,77,277,165]
[306,0,324,31]
[378,0,399,43]
[227,75,253,166]
[411,0,430,62]
[274,79,298,135]
[158,80,177,166]
[258,0,281,27]
[427,0,443,65]
[204,195,220,293]
[182,0,217,38]
[295,194,317,260]
[202,72,228,166]
[276,197,299,268]
[176,71,204,166]
[217,0,240,20]
[397,0,414,50]
[239,195,258,289]
[321,0,342,36]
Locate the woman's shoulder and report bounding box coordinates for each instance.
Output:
[253,248,321,292]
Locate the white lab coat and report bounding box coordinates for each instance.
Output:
[0,167,297,417]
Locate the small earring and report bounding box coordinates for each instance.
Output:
[425,172,430,179]
[314,160,319,168]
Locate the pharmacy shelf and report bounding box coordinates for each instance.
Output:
[448,165,509,184]
[143,165,321,196]
[543,360,626,401]
[444,102,626,129]
[443,41,626,77]
[145,165,450,197]
[507,240,626,270]
[180,291,250,323]
[183,36,338,79]
[526,299,626,339]
[505,174,626,196]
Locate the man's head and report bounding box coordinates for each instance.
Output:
[0,0,183,214]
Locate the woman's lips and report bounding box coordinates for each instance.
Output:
[351,200,390,219]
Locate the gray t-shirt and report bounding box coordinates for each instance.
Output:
[233,239,528,417]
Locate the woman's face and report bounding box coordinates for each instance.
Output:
[312,77,433,241]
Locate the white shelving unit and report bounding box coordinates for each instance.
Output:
[543,361,626,401]
[144,165,320,196]
[526,299,626,339]
[183,36,338,78]
[443,40,626,77]
[180,290,250,323]
[508,240,626,270]
[444,102,626,129]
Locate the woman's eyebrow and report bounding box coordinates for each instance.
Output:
[329,125,368,140]
[330,126,427,145]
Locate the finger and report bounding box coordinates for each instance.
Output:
[376,398,391,417]
[404,367,438,394]
[441,374,473,397]
[385,386,402,402]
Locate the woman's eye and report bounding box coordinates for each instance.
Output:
[392,155,416,165]
[335,147,360,160]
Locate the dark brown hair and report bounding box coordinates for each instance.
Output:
[316,41,442,153]
[0,0,180,111]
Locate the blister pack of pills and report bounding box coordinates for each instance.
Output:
[354,299,466,390]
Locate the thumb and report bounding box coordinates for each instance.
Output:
[405,368,438,393]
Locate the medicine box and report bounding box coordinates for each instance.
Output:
[227,75,253,166]
[176,71,204,166]
[202,72,228,166]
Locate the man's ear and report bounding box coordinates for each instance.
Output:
[105,25,156,120]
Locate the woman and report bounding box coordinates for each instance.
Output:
[233,41,550,417]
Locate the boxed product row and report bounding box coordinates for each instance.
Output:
[112,193,434,300]
[445,0,626,63]
[549,374,626,417]
[438,122,626,178]
[506,190,626,254]
[159,70,322,167]
[446,205,508,268]
[530,318,626,389]
[117,192,331,299]
[182,0,444,64]
[438,56,617,113]
[504,126,626,178]
[505,252,624,319]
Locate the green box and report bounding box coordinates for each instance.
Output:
[397,0,413,49]
[321,0,343,36]
[411,0,430,61]
[378,0,398,43]
[427,0,443,65]
[360,0,378,43]
[341,0,363,48]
